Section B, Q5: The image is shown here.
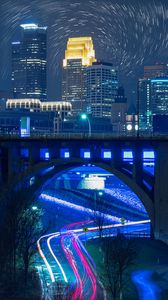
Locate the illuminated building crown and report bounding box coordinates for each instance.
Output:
[63,37,96,67]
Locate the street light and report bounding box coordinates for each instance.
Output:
[32,206,38,211]
[94,190,104,210]
[83,227,89,247]
[80,113,91,137]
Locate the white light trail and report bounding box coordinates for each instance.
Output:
[37,219,150,290]
[37,234,55,283]
[47,235,68,283]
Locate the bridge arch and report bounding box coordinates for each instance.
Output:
[28,158,154,227]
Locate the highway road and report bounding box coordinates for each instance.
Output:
[37,220,150,300]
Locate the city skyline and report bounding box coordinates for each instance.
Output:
[0,23,168,136]
[0,0,167,102]
[0,2,168,299]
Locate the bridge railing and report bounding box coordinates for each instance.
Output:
[124,232,151,239]
[0,132,168,140]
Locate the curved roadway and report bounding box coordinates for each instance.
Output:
[37,220,150,300]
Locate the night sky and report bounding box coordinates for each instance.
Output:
[0,0,167,103]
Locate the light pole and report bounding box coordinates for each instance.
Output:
[80,113,91,137]
[83,227,88,247]
[94,190,103,210]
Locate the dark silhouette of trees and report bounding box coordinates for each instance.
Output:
[17,207,43,286]
[102,234,136,300]
[0,179,44,299]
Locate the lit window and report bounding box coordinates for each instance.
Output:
[80,149,91,159]
[45,152,50,160]
[60,148,70,159]
[40,148,50,160]
[101,149,112,160]
[143,151,155,161]
[64,152,70,158]
[84,152,91,159]
[123,151,133,161]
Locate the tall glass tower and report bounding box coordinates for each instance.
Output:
[12,23,47,101]
[86,61,118,118]
[151,78,168,115]
[138,77,168,134]
[62,37,96,115]
[138,78,152,133]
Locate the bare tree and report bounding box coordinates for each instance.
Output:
[91,191,107,239]
[93,208,105,239]
[102,234,136,300]
[17,206,44,286]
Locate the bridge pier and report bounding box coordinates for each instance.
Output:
[29,145,40,166]
[0,145,21,183]
[0,147,10,183]
[154,143,168,244]
[132,146,143,186]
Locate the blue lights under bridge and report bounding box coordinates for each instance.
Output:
[20,146,155,164]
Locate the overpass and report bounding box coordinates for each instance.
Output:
[0,135,168,243]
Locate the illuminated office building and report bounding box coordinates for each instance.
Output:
[12,23,47,100]
[5,99,72,134]
[151,78,168,116]
[111,86,127,134]
[126,103,138,136]
[138,63,168,133]
[86,61,118,118]
[6,99,72,117]
[144,63,168,79]
[62,37,96,115]
[138,78,152,133]
[138,77,168,134]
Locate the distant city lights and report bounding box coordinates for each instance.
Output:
[127,124,133,131]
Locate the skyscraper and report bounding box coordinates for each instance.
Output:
[111,86,127,134]
[138,63,168,134]
[62,37,96,115]
[151,78,168,116]
[144,63,168,79]
[12,23,47,100]
[86,61,118,118]
[138,77,168,134]
[138,78,152,133]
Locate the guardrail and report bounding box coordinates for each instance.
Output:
[125,232,151,238]
[0,132,168,140]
